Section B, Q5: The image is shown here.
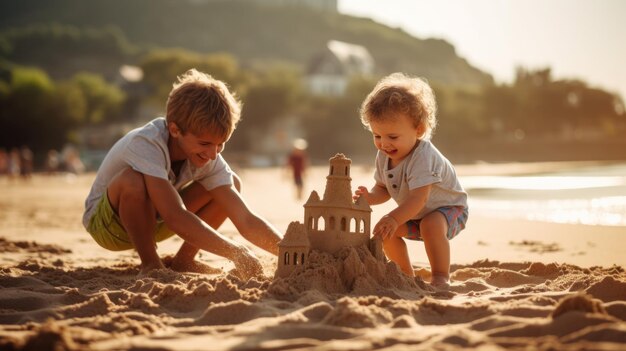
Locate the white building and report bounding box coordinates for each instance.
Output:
[306,40,375,96]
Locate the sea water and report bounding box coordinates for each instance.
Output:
[463,163,626,227]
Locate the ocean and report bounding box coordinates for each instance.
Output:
[463,163,626,227]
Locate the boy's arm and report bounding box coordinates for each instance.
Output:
[208,185,281,256]
[143,175,261,269]
[374,185,432,239]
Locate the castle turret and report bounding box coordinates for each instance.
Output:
[275,221,310,278]
[322,153,353,206]
[302,153,372,254]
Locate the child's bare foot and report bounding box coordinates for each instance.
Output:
[138,261,166,277]
[414,268,432,281]
[430,274,450,288]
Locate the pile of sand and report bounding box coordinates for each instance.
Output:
[269,246,429,300]
[1,236,625,351]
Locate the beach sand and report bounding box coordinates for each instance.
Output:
[0,165,624,350]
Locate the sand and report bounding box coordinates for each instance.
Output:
[0,165,625,351]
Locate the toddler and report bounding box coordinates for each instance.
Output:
[354,73,468,286]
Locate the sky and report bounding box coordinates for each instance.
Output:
[338,0,626,101]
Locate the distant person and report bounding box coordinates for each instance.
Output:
[45,149,61,175]
[8,148,21,179]
[353,73,468,287]
[61,145,85,175]
[19,146,34,180]
[0,148,8,176]
[82,69,282,277]
[286,138,309,200]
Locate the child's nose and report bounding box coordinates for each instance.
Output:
[205,145,218,160]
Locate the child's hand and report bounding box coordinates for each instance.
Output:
[233,249,263,280]
[353,186,370,202]
[373,214,399,240]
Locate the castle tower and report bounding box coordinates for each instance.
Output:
[304,154,372,254]
[322,154,353,204]
[275,153,383,279]
[275,222,310,278]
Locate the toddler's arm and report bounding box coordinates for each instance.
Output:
[374,185,432,239]
[353,184,390,205]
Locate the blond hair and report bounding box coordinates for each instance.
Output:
[166,69,241,139]
[360,73,437,139]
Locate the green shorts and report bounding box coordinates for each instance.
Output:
[86,192,175,251]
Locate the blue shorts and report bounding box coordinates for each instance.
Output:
[405,206,468,241]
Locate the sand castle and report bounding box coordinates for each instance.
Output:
[275,153,385,278]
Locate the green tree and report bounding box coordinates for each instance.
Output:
[503,67,625,139]
[300,76,376,161]
[140,49,242,107]
[241,66,302,129]
[0,23,135,80]
[0,67,59,150]
[0,66,126,152]
[482,83,518,136]
[434,84,489,140]
[229,65,303,151]
[66,72,125,124]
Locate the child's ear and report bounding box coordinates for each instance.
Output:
[168,122,182,137]
[416,124,426,138]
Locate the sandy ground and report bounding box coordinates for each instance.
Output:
[0,164,624,350]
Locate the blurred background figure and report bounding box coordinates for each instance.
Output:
[45,149,61,175]
[286,138,309,200]
[19,146,33,180]
[61,144,85,175]
[0,149,8,176]
[8,148,21,180]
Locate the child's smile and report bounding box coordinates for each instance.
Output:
[186,132,225,167]
[369,113,422,167]
[381,148,398,156]
[168,122,227,168]
[195,152,211,164]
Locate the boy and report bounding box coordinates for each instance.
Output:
[82,69,281,278]
[354,73,468,286]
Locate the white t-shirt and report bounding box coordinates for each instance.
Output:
[374,140,467,220]
[82,117,234,228]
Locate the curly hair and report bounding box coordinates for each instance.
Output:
[360,73,437,139]
[166,69,242,139]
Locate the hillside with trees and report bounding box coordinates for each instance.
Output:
[1,0,624,166]
[0,0,491,87]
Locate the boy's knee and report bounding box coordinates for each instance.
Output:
[111,168,148,198]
